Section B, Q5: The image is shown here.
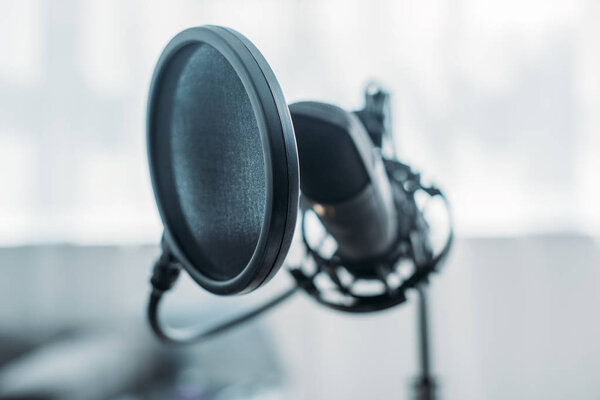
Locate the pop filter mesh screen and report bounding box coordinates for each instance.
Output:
[153,43,267,281]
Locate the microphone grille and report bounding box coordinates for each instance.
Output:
[290,102,370,204]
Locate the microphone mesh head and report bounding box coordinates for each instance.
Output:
[154,43,266,280]
[290,102,370,204]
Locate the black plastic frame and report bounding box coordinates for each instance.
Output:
[147,26,299,295]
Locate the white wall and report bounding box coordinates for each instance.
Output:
[1,0,599,244]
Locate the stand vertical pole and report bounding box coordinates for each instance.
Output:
[413,284,436,400]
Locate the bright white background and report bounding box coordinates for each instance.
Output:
[1,0,599,245]
[0,2,599,400]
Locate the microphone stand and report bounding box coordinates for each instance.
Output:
[413,284,436,400]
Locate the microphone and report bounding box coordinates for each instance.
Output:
[145,26,453,344]
[287,87,453,313]
[289,101,398,266]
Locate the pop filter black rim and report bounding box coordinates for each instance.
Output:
[147,26,299,295]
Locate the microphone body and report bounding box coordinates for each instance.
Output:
[289,102,398,263]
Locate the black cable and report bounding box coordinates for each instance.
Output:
[147,255,300,345]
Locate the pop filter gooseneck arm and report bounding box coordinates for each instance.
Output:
[147,240,301,345]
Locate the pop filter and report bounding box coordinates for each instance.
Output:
[147,26,299,295]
